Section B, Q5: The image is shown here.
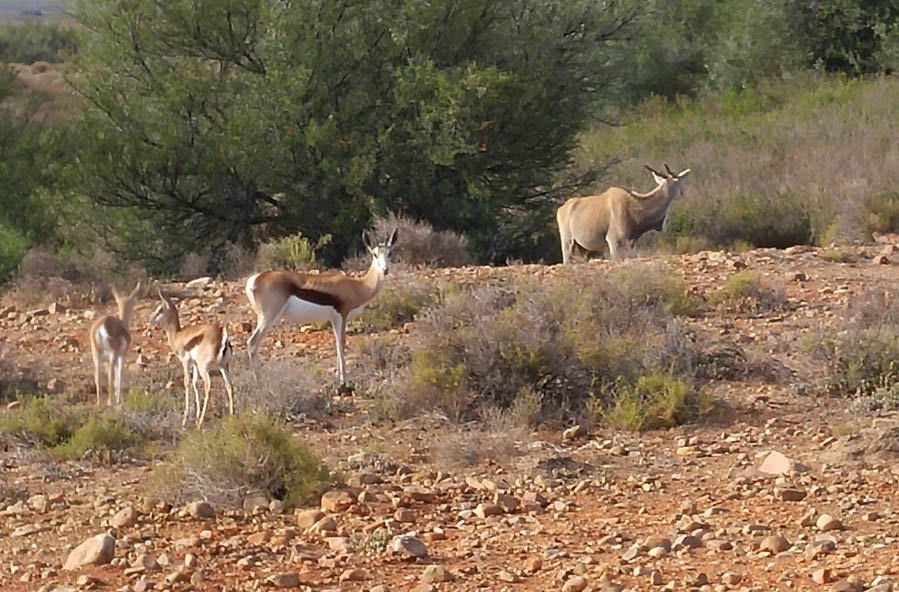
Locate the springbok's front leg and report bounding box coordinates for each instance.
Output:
[181,358,192,427]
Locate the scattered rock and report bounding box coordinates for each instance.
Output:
[321,490,355,513]
[776,487,807,502]
[759,451,808,475]
[421,565,454,583]
[266,572,301,588]
[186,501,215,519]
[760,535,791,554]
[296,509,325,529]
[812,568,834,584]
[562,575,588,592]
[389,536,428,558]
[111,506,138,528]
[474,502,503,519]
[816,514,843,532]
[63,533,116,570]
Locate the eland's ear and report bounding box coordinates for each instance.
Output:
[388,227,398,247]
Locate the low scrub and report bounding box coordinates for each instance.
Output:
[379,264,711,429]
[807,290,899,411]
[153,412,338,508]
[354,281,436,332]
[0,396,140,460]
[709,270,789,313]
[255,232,332,271]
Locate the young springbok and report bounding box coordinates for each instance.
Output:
[557,163,691,263]
[245,228,398,385]
[149,289,234,427]
[89,281,142,406]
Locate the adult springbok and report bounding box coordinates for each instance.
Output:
[149,289,234,427]
[557,163,691,263]
[245,228,398,386]
[89,281,142,406]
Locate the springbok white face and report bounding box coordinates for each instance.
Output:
[364,227,398,276]
[149,292,175,325]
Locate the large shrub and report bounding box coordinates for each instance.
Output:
[153,413,337,508]
[381,263,710,428]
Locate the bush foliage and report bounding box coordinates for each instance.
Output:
[378,263,711,429]
[153,412,338,508]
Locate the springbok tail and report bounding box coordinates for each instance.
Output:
[219,326,232,362]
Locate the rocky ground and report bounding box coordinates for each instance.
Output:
[3,243,899,592]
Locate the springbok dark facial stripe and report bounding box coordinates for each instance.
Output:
[288,284,344,310]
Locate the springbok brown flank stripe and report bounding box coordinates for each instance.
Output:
[288,284,344,310]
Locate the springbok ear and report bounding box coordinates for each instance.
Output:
[111,285,121,300]
[677,168,691,178]
[388,227,398,247]
[130,280,142,299]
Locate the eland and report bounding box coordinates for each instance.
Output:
[556,164,691,263]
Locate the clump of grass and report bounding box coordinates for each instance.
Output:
[806,290,899,407]
[354,282,436,332]
[255,232,332,270]
[609,263,704,317]
[119,387,182,441]
[379,264,711,429]
[432,409,529,467]
[709,270,789,313]
[153,412,338,508]
[597,372,714,432]
[0,396,142,460]
[235,358,331,420]
[0,396,83,447]
[54,416,138,460]
[817,247,857,263]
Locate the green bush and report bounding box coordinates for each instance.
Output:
[598,372,714,431]
[806,290,899,409]
[709,270,789,313]
[0,396,84,447]
[255,232,332,270]
[0,23,79,64]
[154,413,338,508]
[354,282,436,332]
[54,416,138,460]
[381,264,710,428]
[1,396,141,459]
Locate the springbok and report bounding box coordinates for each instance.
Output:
[245,228,398,385]
[149,289,234,427]
[89,281,142,406]
[557,163,691,263]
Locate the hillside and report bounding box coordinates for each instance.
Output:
[2,245,899,591]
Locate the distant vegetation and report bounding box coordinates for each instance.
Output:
[2,0,899,279]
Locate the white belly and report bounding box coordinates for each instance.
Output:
[282,295,339,325]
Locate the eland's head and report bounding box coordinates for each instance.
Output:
[645,163,691,201]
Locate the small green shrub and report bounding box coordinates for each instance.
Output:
[154,412,338,508]
[0,396,82,447]
[599,372,712,432]
[255,232,332,270]
[807,290,899,405]
[709,270,789,313]
[817,247,857,263]
[0,23,79,64]
[354,282,436,331]
[54,416,138,460]
[863,192,899,235]
[1,396,143,459]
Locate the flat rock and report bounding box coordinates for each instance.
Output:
[760,535,791,554]
[321,490,355,512]
[562,576,588,592]
[266,572,301,588]
[421,565,454,583]
[759,451,808,475]
[296,509,325,529]
[63,533,116,570]
[111,506,138,528]
[186,501,215,519]
[389,536,428,558]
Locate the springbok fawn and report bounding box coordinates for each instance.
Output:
[149,289,234,427]
[245,228,397,386]
[89,281,142,406]
[557,163,691,263]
